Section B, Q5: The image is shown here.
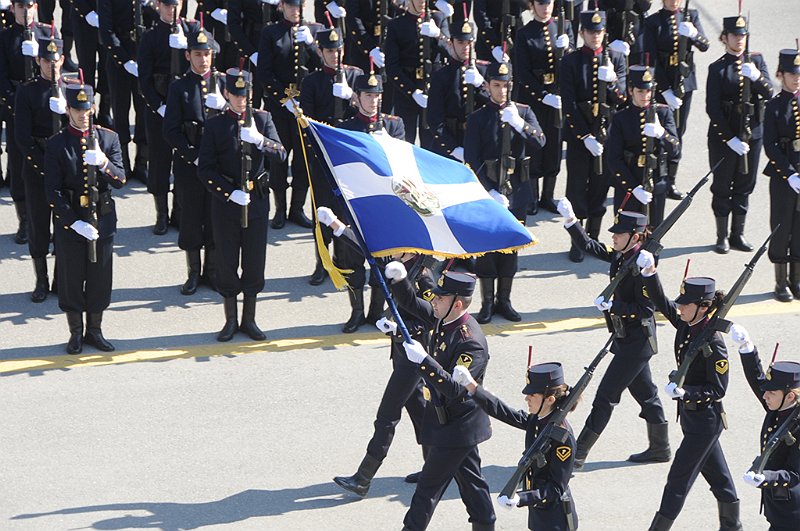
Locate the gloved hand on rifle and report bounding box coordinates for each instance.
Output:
[369,47,385,68]
[743,471,765,488]
[124,60,139,78]
[229,189,250,206]
[326,1,346,18]
[450,146,464,162]
[726,136,751,156]
[491,46,510,64]
[249,52,259,66]
[0,0,11,10]
[83,145,108,168]
[740,62,761,82]
[169,24,188,50]
[788,173,800,194]
[49,95,67,115]
[501,104,526,133]
[678,21,698,39]
[593,296,612,312]
[644,114,665,138]
[210,8,228,24]
[464,67,484,88]
[583,135,603,157]
[632,185,653,205]
[412,89,428,109]
[636,249,656,277]
[555,34,570,49]
[608,39,630,56]
[240,124,265,149]
[71,220,99,241]
[598,61,617,83]
[333,79,353,100]
[728,324,754,353]
[375,317,397,334]
[664,382,686,399]
[384,261,407,282]
[157,104,166,117]
[205,84,227,111]
[21,39,38,57]
[497,494,520,511]
[85,10,99,28]
[661,89,682,110]
[295,25,314,45]
[434,0,453,17]
[542,93,562,109]
[420,19,441,38]
[403,339,428,364]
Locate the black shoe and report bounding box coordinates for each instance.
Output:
[84,313,115,352]
[539,198,559,214]
[153,194,169,235]
[495,278,521,322]
[333,454,382,498]
[476,278,494,324]
[343,288,365,333]
[13,202,28,245]
[218,297,239,342]
[404,471,420,484]
[574,426,600,470]
[31,257,49,303]
[288,207,313,228]
[714,217,730,254]
[729,215,753,252]
[666,185,685,200]
[569,240,585,263]
[271,210,286,229]
[240,295,266,340]
[526,199,539,216]
[775,264,793,303]
[66,312,83,354]
[790,263,800,299]
[309,262,327,286]
[181,250,202,295]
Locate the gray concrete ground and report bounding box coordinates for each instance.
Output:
[1,0,800,529]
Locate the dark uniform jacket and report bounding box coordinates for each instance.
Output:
[98,0,158,66]
[0,22,59,114]
[344,0,401,69]
[390,276,492,448]
[14,76,67,177]
[763,90,800,180]
[256,19,322,106]
[299,64,363,123]
[473,0,525,54]
[706,52,773,142]
[138,18,193,112]
[228,0,281,59]
[514,16,575,107]
[643,271,729,434]
[338,111,405,138]
[599,0,650,44]
[642,7,709,95]
[45,125,127,241]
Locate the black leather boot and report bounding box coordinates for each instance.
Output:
[717,500,743,531]
[13,202,27,244]
[774,263,793,302]
[527,178,539,215]
[495,277,521,321]
[539,175,558,213]
[309,252,327,286]
[333,453,383,498]
[97,94,113,128]
[586,216,604,241]
[121,147,133,182]
[343,287,366,333]
[217,297,239,342]
[365,287,386,325]
[471,523,495,531]
[133,143,148,183]
[31,257,49,303]
[288,192,313,228]
[729,215,753,252]
[271,191,287,229]
[201,246,218,291]
[169,192,181,228]
[714,217,730,254]
[790,263,800,299]
[574,426,600,470]
[181,250,202,295]
[153,194,169,235]
[648,512,674,531]
[66,312,83,354]
[476,278,494,324]
[84,312,115,351]
[666,162,685,200]
[240,295,266,340]
[628,422,671,463]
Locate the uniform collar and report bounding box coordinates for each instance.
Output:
[281,18,299,28]
[356,111,379,124]
[623,243,641,259]
[190,68,212,80]
[581,45,603,57]
[442,312,470,332]
[226,109,243,119]
[68,125,90,138]
[322,65,337,76]
[689,315,710,332]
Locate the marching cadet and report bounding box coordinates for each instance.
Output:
[556,203,670,470]
[299,25,362,285]
[227,0,281,109]
[163,26,226,296]
[514,0,573,215]
[384,0,450,144]
[473,0,525,62]
[455,362,579,531]
[642,0,709,201]
[384,265,495,531]
[636,251,743,531]
[13,34,66,302]
[764,49,800,302]
[606,64,680,227]
[44,81,127,354]
[464,60,545,324]
[729,326,800,531]
[137,0,191,235]
[0,0,60,245]
[256,0,320,230]
[560,8,627,262]
[706,13,772,255]
[198,67,286,341]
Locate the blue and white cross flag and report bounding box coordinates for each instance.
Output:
[305,119,537,258]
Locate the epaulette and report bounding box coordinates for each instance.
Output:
[459,323,472,340]
[515,102,529,111]
[476,59,490,66]
[95,125,113,133]
[343,65,363,73]
[751,52,763,57]
[383,114,401,121]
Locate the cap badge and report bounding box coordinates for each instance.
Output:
[197,32,208,44]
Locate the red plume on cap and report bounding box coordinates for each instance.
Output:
[200,12,204,28]
[771,343,780,366]
[527,345,533,368]
[369,55,375,74]
[325,11,334,29]
[619,191,632,211]
[683,258,691,280]
[239,56,245,74]
[645,52,650,67]
[463,2,468,18]
[79,67,84,86]
[738,0,743,15]
[51,21,55,38]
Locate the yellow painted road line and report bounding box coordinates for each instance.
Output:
[1,300,797,376]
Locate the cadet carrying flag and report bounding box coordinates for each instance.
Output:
[304,119,537,258]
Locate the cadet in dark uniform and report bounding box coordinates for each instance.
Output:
[456,362,579,531]
[69,0,113,126]
[473,0,525,62]
[344,0,400,73]
[514,0,573,214]
[764,49,800,302]
[199,68,287,341]
[557,204,670,470]
[163,27,226,296]
[642,0,709,200]
[606,64,680,227]
[14,35,66,302]
[706,14,773,255]
[227,0,281,108]
[464,61,545,324]
[44,82,127,354]
[561,9,627,262]
[384,266,495,531]
[256,0,320,230]
[636,253,742,531]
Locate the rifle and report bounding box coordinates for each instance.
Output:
[261,0,273,26]
[749,405,800,474]
[419,1,432,130]
[327,12,345,123]
[23,7,33,81]
[552,6,565,128]
[86,111,99,263]
[240,64,252,228]
[596,166,716,302]
[134,0,145,42]
[563,0,574,21]
[464,3,475,119]
[170,8,180,80]
[738,14,753,175]
[379,0,389,83]
[49,27,60,133]
[222,0,231,44]
[673,0,691,129]
[669,227,777,388]
[593,33,610,174]
[499,334,615,499]
[500,0,516,52]
[641,79,658,218]
[620,0,636,46]
[295,8,309,90]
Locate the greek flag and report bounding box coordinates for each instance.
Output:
[305,120,536,258]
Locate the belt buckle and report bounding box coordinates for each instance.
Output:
[422,386,431,402]
[792,139,800,152]
[80,195,89,208]
[374,25,381,37]
[543,73,555,85]
[637,155,646,168]
[669,53,679,66]
[592,103,599,117]
[415,67,424,80]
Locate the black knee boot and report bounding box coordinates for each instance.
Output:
[202,246,218,291]
[586,216,603,241]
[648,512,674,531]
[790,262,800,299]
[717,500,743,531]
[84,312,115,352]
[14,202,27,244]
[31,257,49,303]
[527,178,539,215]
[133,143,148,183]
[66,312,83,354]
[774,263,793,302]
[271,190,287,229]
[539,175,558,213]
[729,214,753,252]
[628,422,671,463]
[181,250,201,295]
[715,216,730,254]
[476,278,494,324]
[569,220,585,263]
[666,162,685,200]
[495,277,521,321]
[153,194,169,235]
[365,287,386,325]
[574,426,600,470]
[240,295,266,340]
[333,453,383,498]
[217,297,239,342]
[472,523,495,531]
[343,287,366,333]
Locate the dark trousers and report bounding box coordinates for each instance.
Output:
[657,426,738,519]
[393,94,422,144]
[106,52,147,147]
[333,235,371,288]
[768,176,800,264]
[266,102,308,200]
[529,102,563,181]
[403,444,496,531]
[174,160,213,251]
[671,91,693,164]
[474,251,518,279]
[585,352,666,435]
[708,135,763,217]
[22,166,52,258]
[144,110,173,196]
[365,349,426,460]
[55,234,113,313]
[211,202,268,298]
[565,140,608,219]
[4,112,25,202]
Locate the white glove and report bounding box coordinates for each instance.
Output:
[21,39,38,57]
[501,105,525,132]
[729,324,754,353]
[205,92,227,110]
[71,220,100,240]
[326,1,346,18]
[594,296,612,312]
[678,21,698,39]
[662,89,682,110]
[740,62,761,82]
[489,189,510,208]
[0,0,11,11]
[157,104,166,117]
[644,115,665,138]
[283,98,298,114]
[555,34,570,49]
[210,8,228,24]
[229,189,251,206]
[497,494,519,510]
[85,10,99,28]
[598,62,617,83]
[726,136,750,156]
[384,261,407,281]
[333,81,353,100]
[124,60,139,78]
[420,20,441,39]
[369,47,385,68]
[169,28,188,50]
[743,471,765,488]
[434,0,454,17]
[665,382,686,399]
[452,365,477,388]
[608,39,630,56]
[296,26,314,45]
[412,89,428,109]
[583,135,603,157]
[49,96,67,115]
[261,0,279,4]
[632,185,653,205]
[636,249,656,273]
[249,52,259,66]
[83,147,108,167]
[557,197,575,219]
[316,206,337,226]
[464,67,484,88]
[375,317,397,334]
[240,124,265,148]
[788,173,800,194]
[542,93,562,109]
[403,339,428,364]
[491,46,510,64]
[450,146,464,162]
